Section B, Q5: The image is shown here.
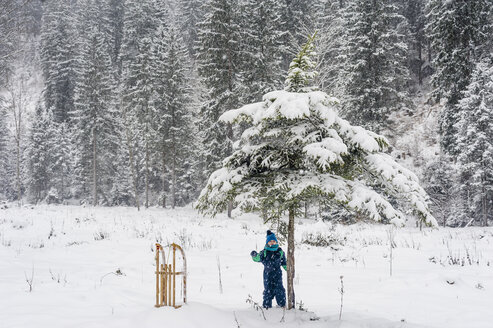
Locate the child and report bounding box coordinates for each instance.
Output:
[250,230,287,309]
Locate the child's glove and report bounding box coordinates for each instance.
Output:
[250,250,257,257]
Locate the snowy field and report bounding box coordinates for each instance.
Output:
[1,205,492,328]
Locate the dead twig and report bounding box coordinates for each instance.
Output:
[100,268,125,286]
[246,295,266,320]
[24,265,34,292]
[338,275,344,320]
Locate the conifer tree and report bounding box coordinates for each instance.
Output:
[132,37,156,208]
[120,0,164,208]
[0,0,26,86]
[284,32,318,93]
[152,25,171,207]
[280,0,316,66]
[177,0,203,60]
[456,59,493,227]
[73,22,119,205]
[426,0,493,153]
[40,0,78,124]
[423,153,458,227]
[316,0,347,97]
[198,34,436,310]
[0,103,9,199]
[39,1,79,202]
[341,0,410,133]
[400,0,429,85]
[26,104,52,203]
[196,0,241,178]
[239,0,286,103]
[48,122,73,203]
[158,26,194,208]
[109,143,134,205]
[107,0,125,69]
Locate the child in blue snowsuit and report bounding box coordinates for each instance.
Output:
[250,230,287,309]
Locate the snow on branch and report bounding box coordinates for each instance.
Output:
[365,153,437,226]
[199,88,436,227]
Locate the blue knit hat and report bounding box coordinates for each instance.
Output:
[266,230,278,244]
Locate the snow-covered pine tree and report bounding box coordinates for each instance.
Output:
[1,134,18,201]
[48,122,73,203]
[198,34,437,310]
[341,0,411,133]
[40,0,78,124]
[196,0,241,182]
[0,103,9,199]
[316,0,347,97]
[426,0,493,154]
[0,0,26,86]
[456,58,493,227]
[279,0,317,67]
[120,0,164,208]
[153,24,195,208]
[238,0,286,103]
[399,0,429,85]
[107,0,125,69]
[163,26,194,208]
[73,14,119,206]
[125,37,157,208]
[4,73,30,205]
[39,1,80,202]
[120,0,161,65]
[284,32,318,93]
[152,24,171,208]
[177,0,203,61]
[109,140,134,205]
[26,104,52,203]
[423,153,458,227]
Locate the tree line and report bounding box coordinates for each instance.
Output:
[0,0,491,226]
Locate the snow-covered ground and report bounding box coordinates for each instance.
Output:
[1,205,492,328]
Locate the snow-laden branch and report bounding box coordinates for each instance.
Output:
[200,89,436,227]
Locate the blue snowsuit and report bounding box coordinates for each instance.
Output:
[251,231,287,309]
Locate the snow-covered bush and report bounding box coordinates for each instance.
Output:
[301,231,343,248]
[94,230,109,241]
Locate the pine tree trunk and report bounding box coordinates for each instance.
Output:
[171,147,176,209]
[16,136,21,206]
[171,108,176,209]
[227,201,233,218]
[92,126,97,206]
[226,122,233,218]
[162,148,166,208]
[122,107,140,210]
[61,173,65,203]
[145,138,149,209]
[287,206,295,309]
[129,143,140,211]
[145,114,149,209]
[482,182,487,227]
[417,39,423,85]
[427,39,432,63]
[11,90,22,207]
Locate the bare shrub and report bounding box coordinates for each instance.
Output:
[24,265,34,292]
[94,230,109,241]
[49,269,67,285]
[301,231,343,248]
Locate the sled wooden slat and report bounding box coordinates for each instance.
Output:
[154,243,187,309]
